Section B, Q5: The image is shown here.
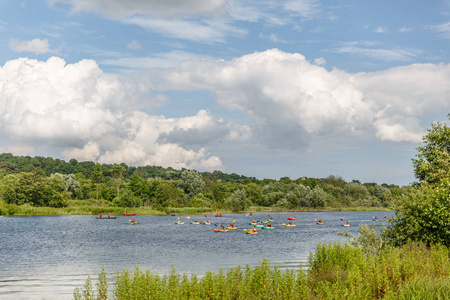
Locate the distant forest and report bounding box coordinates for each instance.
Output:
[0,153,408,211]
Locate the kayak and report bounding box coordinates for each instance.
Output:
[202,222,211,225]
[123,213,136,216]
[190,222,201,225]
[96,216,116,219]
[248,222,257,225]
[214,229,228,232]
[342,224,350,227]
[245,231,257,234]
[287,217,296,220]
[175,222,184,225]
[226,226,237,230]
[317,222,324,225]
[215,213,222,217]
[130,222,137,225]
[283,224,296,227]
[262,226,274,229]
[254,224,264,227]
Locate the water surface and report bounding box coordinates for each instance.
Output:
[0,211,392,299]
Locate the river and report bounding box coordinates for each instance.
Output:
[0,211,392,299]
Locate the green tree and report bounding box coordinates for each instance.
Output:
[109,165,126,201]
[50,173,80,199]
[92,163,103,205]
[177,170,205,200]
[384,179,450,247]
[412,114,450,185]
[306,186,327,209]
[224,189,249,212]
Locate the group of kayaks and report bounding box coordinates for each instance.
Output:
[174,215,355,235]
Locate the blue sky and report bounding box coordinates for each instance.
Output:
[1,0,450,186]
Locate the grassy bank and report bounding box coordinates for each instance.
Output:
[0,200,391,217]
[74,241,449,300]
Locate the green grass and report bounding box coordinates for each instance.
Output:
[74,241,449,299]
[0,200,392,217]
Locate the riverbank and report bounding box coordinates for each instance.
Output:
[0,200,392,216]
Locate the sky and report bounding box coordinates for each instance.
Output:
[1,1,450,186]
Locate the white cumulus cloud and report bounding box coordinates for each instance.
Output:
[0,56,227,171]
[162,49,450,145]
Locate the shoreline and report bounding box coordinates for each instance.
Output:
[0,203,392,217]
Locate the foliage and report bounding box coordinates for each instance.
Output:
[338,223,384,256]
[51,173,81,199]
[412,114,450,185]
[75,241,450,299]
[177,170,205,200]
[0,153,409,213]
[383,179,450,247]
[225,189,251,212]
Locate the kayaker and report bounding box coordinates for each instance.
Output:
[206,219,210,224]
[221,223,225,230]
[99,215,102,218]
[344,221,349,225]
[249,212,252,216]
[229,223,234,228]
[267,222,271,227]
[288,221,292,225]
[318,219,322,223]
[250,226,256,232]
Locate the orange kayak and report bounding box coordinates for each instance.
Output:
[214,229,228,232]
[287,217,296,220]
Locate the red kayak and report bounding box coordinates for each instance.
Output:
[123,213,136,216]
[287,217,296,220]
[214,228,228,232]
[215,213,222,217]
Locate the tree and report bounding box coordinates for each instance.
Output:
[224,189,249,212]
[92,163,103,204]
[412,114,450,185]
[177,170,205,200]
[109,165,126,201]
[384,179,450,247]
[50,173,80,199]
[306,186,327,209]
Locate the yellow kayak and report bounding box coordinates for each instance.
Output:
[226,226,237,230]
[245,231,257,234]
[283,224,296,227]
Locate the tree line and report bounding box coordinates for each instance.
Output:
[0,153,408,212]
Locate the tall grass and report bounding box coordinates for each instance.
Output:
[74,241,449,299]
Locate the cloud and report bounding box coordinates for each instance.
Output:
[127,40,142,50]
[48,0,229,18]
[429,21,450,39]
[283,0,321,19]
[374,26,387,33]
[162,49,450,145]
[314,57,326,65]
[0,56,226,171]
[124,16,246,43]
[335,45,420,61]
[10,38,51,54]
